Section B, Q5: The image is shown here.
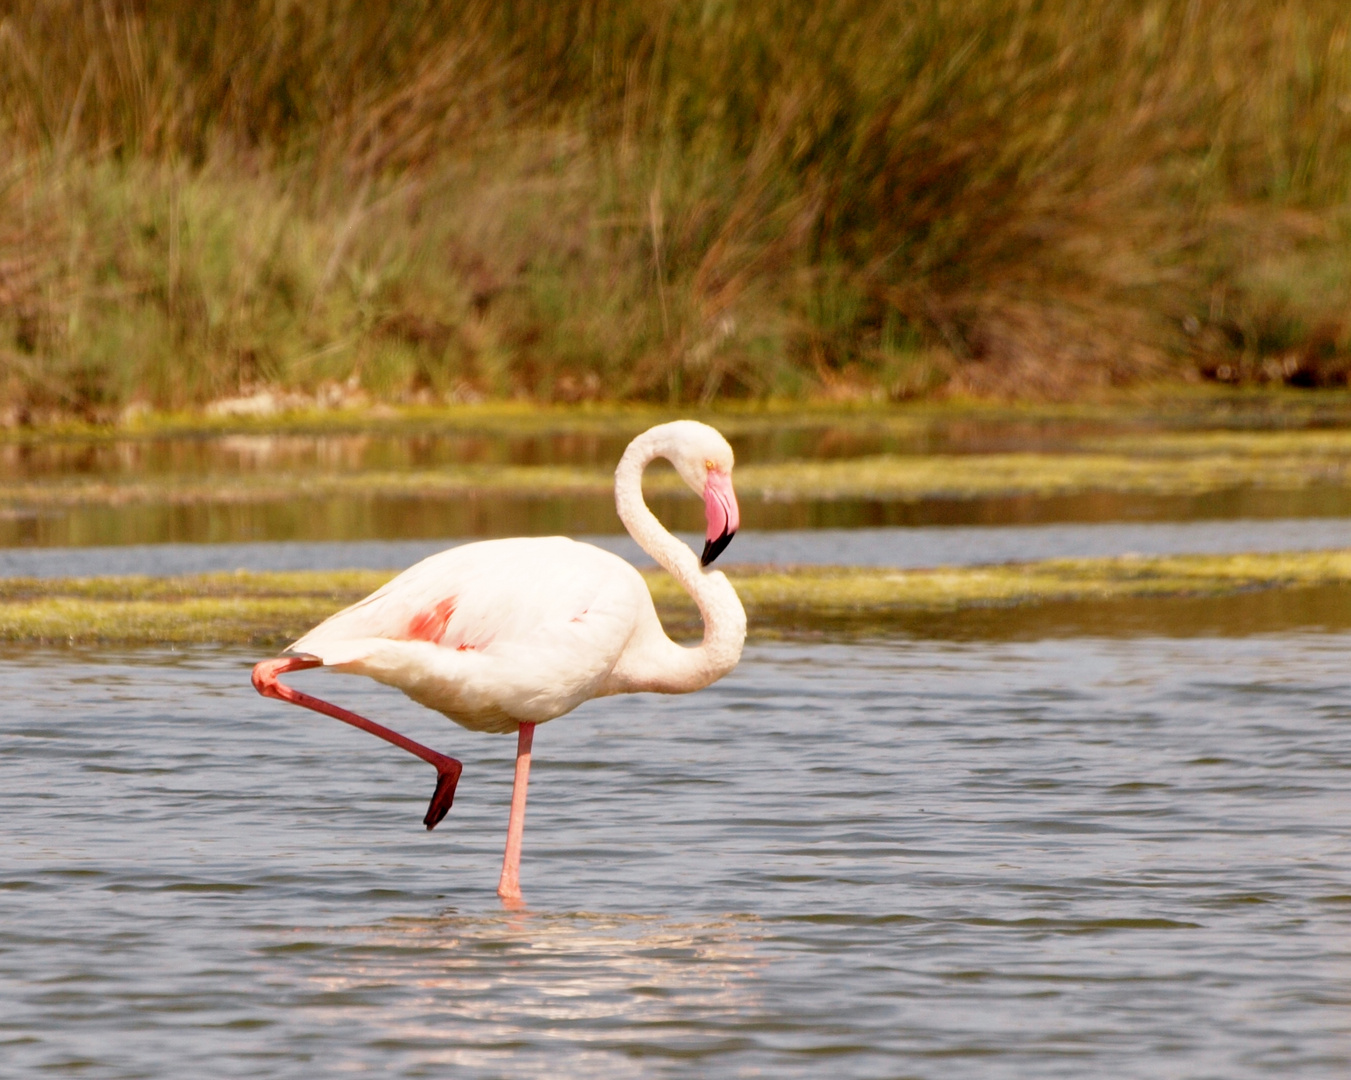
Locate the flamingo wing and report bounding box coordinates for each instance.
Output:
[288,537,649,731]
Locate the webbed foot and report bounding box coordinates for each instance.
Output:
[424,761,463,830]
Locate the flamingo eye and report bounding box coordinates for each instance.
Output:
[705,459,716,471]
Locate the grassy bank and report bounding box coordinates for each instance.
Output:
[6,550,1351,644]
[2,1,1350,420]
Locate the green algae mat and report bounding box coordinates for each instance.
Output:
[8,550,1351,645]
[18,429,1351,510]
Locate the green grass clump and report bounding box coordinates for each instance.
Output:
[736,449,1351,500]
[732,550,1351,614]
[6,551,1351,644]
[0,570,384,644]
[2,1,1351,419]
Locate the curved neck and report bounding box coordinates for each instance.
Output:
[614,428,745,683]
[615,429,704,592]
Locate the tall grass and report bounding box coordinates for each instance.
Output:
[1,0,1350,418]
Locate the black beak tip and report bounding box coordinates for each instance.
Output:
[701,530,735,567]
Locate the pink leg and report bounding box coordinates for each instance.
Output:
[497,721,536,901]
[252,656,463,830]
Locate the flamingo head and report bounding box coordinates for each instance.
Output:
[659,420,740,567]
[700,465,740,566]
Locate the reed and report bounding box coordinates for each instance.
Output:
[2,0,1349,419]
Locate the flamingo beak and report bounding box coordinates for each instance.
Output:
[701,469,740,567]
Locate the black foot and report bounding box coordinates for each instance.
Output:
[424,761,463,830]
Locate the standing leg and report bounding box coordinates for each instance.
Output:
[497,721,536,901]
[252,656,463,829]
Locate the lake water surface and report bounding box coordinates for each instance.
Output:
[4,417,1350,1075]
[11,417,1351,548]
[3,636,1349,1078]
[4,517,1351,579]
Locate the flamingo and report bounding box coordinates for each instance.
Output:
[251,420,746,901]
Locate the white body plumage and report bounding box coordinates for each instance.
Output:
[288,421,747,733]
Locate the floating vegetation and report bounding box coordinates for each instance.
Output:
[6,551,1351,646]
[0,466,617,510]
[1091,429,1351,457]
[736,451,1351,501]
[11,393,1351,447]
[8,443,1351,513]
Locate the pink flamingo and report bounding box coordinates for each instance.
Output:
[252,420,745,901]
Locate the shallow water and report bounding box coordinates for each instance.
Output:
[10,484,1351,550]
[0,415,1158,482]
[3,517,1351,579]
[2,637,1349,1077]
[12,415,1351,549]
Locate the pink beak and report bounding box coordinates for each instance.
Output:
[702,469,740,566]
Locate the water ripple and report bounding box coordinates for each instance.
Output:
[0,636,1349,1077]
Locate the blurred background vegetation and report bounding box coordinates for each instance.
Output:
[1,0,1349,419]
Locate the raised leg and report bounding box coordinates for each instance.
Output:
[252,656,463,829]
[497,721,536,902]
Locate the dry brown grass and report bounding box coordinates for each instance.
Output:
[1,0,1349,419]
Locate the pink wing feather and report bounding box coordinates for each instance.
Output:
[290,536,637,660]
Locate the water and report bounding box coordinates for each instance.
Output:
[0,415,1171,482]
[11,484,1351,550]
[3,637,1349,1077]
[6,400,1350,485]
[6,415,1351,1074]
[11,417,1351,549]
[4,517,1351,579]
